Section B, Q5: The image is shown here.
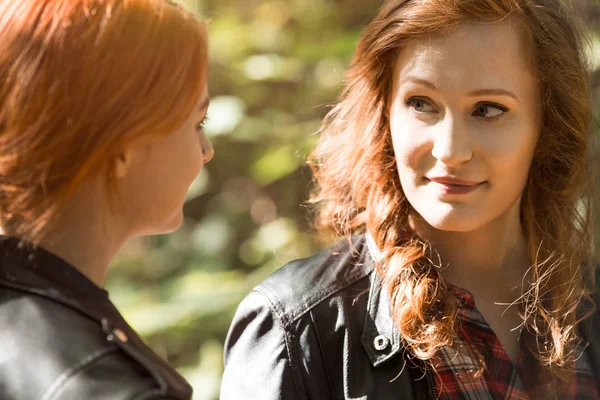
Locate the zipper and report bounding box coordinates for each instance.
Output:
[426,364,439,399]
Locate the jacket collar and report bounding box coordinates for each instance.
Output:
[0,236,193,398]
[360,232,600,380]
[0,236,109,322]
[360,232,404,367]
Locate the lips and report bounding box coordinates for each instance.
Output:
[426,176,485,195]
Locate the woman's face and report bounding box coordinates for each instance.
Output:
[118,91,214,236]
[389,20,541,233]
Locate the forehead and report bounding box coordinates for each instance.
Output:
[394,20,536,93]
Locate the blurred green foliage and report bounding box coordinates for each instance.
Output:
[106,1,600,399]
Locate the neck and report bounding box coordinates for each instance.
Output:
[3,182,129,288]
[412,201,531,296]
[38,215,125,288]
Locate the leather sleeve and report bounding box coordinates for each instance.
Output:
[221,290,304,400]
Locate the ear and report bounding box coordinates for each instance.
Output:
[114,149,134,178]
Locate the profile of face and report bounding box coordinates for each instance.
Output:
[389,20,541,233]
[115,91,214,236]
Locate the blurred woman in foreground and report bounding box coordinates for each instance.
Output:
[222,0,600,398]
[0,0,212,398]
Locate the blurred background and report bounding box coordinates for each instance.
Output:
[106,1,600,398]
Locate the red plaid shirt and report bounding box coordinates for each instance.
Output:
[433,286,599,400]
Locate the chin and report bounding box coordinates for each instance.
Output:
[162,211,184,233]
[142,210,183,236]
[415,204,487,233]
[424,217,482,232]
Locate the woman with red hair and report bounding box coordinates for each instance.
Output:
[0,0,212,398]
[222,0,600,398]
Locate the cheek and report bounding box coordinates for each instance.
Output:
[142,134,203,208]
[172,131,204,180]
[483,123,539,183]
[390,119,431,182]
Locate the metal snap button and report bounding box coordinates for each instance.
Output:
[102,318,129,343]
[111,328,128,343]
[373,335,390,351]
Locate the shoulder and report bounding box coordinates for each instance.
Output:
[221,234,376,399]
[0,288,180,400]
[252,233,373,326]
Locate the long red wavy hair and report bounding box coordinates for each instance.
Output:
[0,0,208,242]
[310,0,599,381]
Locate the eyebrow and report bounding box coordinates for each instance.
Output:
[402,76,518,101]
[403,76,437,91]
[466,88,518,100]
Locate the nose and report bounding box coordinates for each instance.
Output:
[199,132,214,163]
[431,117,472,166]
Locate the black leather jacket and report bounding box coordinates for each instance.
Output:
[221,234,600,399]
[0,237,192,400]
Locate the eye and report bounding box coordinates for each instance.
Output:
[405,97,437,113]
[472,103,508,120]
[196,114,210,131]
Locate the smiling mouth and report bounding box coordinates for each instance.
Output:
[426,178,485,195]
